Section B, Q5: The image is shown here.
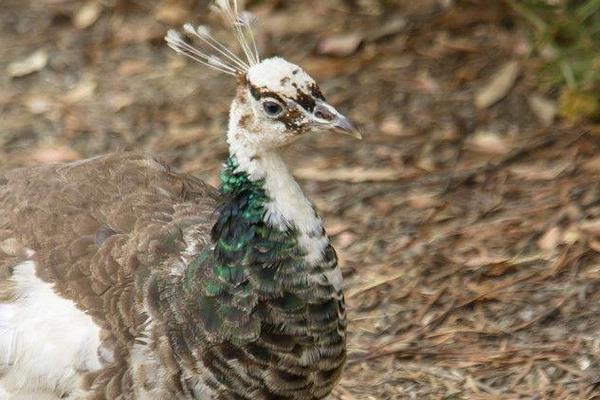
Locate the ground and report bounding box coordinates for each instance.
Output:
[2,0,600,399]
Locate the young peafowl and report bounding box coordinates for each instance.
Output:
[0,1,360,399]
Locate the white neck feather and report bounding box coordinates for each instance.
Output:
[226,105,328,266]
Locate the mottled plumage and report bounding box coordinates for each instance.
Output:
[0,1,360,399]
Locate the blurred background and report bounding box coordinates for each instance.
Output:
[1,0,600,398]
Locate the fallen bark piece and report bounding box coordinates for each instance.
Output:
[475,61,520,109]
[527,94,556,127]
[8,50,48,78]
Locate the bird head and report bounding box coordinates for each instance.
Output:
[166,0,360,152]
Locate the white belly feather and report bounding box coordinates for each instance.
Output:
[0,261,102,398]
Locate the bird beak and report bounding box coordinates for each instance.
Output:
[312,100,362,140]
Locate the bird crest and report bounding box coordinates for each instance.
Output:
[165,0,260,76]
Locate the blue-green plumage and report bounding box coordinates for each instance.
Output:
[157,156,345,399]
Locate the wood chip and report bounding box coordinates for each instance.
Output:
[527,94,556,127]
[65,77,97,103]
[537,226,561,250]
[24,95,52,114]
[318,34,363,57]
[407,193,441,209]
[106,93,134,112]
[8,49,48,78]
[467,131,510,155]
[74,2,102,29]
[31,146,81,164]
[380,116,412,136]
[475,61,520,108]
[509,163,568,181]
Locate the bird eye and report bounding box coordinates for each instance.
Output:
[262,101,283,117]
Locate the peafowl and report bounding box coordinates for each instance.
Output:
[0,1,360,399]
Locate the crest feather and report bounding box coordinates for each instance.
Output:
[165,0,260,76]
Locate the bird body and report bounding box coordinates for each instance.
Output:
[0,2,359,398]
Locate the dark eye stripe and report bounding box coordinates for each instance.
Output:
[248,84,285,104]
[310,85,326,101]
[248,82,324,116]
[294,91,316,113]
[249,85,263,101]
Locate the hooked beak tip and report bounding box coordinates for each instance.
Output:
[333,116,363,140]
[312,100,363,140]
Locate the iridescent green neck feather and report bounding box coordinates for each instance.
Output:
[157,156,346,399]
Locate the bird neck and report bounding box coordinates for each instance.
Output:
[226,138,329,268]
[155,130,347,399]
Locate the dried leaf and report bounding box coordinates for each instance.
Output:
[468,131,510,155]
[407,193,441,209]
[318,34,363,57]
[24,95,52,115]
[475,61,520,108]
[563,229,580,245]
[589,239,600,254]
[463,254,510,268]
[380,116,412,137]
[537,226,561,250]
[65,77,97,103]
[106,93,134,112]
[8,50,48,78]
[31,146,81,164]
[509,163,568,180]
[74,2,101,29]
[337,231,357,249]
[527,94,556,127]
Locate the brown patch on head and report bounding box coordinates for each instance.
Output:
[237,73,248,86]
[309,83,326,101]
[279,107,308,134]
[236,86,248,104]
[245,82,319,135]
[248,84,285,104]
[288,82,319,112]
[280,76,291,85]
[294,90,316,112]
[238,114,252,130]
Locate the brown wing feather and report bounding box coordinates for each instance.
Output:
[0,152,219,396]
